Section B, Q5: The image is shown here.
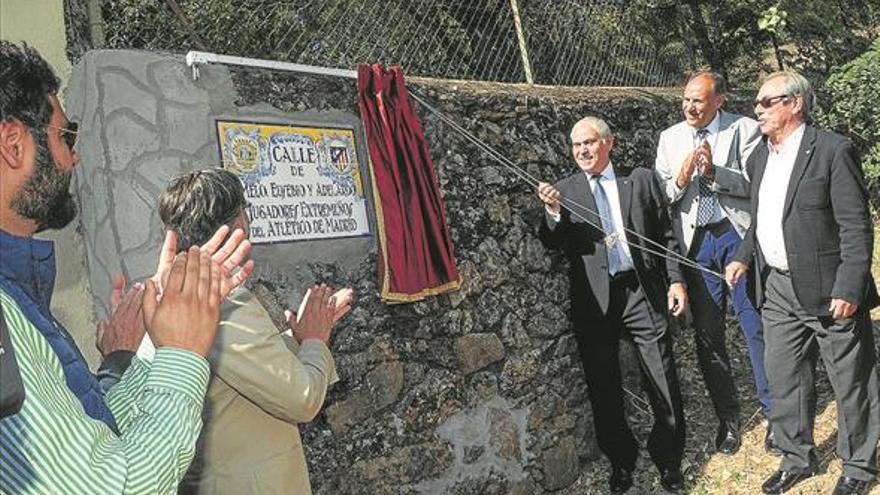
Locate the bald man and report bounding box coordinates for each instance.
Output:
[538,116,687,493]
[654,71,771,457]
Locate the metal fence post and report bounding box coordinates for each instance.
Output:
[87,0,105,48]
[508,0,534,84]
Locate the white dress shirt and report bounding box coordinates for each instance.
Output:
[691,112,725,224]
[756,123,806,270]
[548,164,635,273]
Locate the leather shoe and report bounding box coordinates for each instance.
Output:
[715,421,741,455]
[609,466,633,494]
[761,469,817,494]
[659,467,684,492]
[764,427,782,456]
[832,476,871,495]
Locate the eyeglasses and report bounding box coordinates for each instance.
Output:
[753,94,790,109]
[46,122,79,150]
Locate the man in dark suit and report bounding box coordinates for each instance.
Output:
[538,116,688,494]
[726,71,880,495]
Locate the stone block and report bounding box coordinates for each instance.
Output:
[455,333,505,375]
[489,407,521,461]
[541,436,579,491]
[325,361,404,434]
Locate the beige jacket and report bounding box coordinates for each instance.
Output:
[141,287,336,495]
[654,110,763,253]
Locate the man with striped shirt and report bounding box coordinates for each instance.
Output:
[0,41,235,493]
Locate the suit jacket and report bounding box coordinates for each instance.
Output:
[655,110,762,252]
[734,125,880,315]
[539,166,683,320]
[140,287,337,495]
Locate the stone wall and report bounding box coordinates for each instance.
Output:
[241,76,687,495]
[65,50,753,494]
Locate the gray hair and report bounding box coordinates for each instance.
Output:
[572,116,613,139]
[159,168,248,252]
[763,70,814,121]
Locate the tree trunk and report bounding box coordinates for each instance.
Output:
[683,0,727,80]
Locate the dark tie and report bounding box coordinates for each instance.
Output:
[695,128,717,226]
[591,175,621,275]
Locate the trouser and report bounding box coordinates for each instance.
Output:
[685,218,771,421]
[762,268,880,480]
[573,272,686,471]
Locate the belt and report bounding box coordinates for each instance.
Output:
[610,269,636,283]
[770,266,791,276]
[696,217,732,236]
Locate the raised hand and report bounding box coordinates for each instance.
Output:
[697,139,714,179]
[537,182,562,214]
[286,284,337,345]
[676,150,699,188]
[142,247,222,357]
[96,274,146,356]
[285,286,354,332]
[153,226,255,300]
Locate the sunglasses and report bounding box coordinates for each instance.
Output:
[46,122,79,150]
[753,94,790,109]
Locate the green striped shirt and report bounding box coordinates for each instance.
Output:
[0,290,210,494]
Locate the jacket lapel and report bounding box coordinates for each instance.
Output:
[782,126,817,219]
[569,172,597,224]
[616,173,633,226]
[714,110,736,164]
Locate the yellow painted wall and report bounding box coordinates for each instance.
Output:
[0,0,72,84]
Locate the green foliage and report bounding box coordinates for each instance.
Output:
[779,0,880,79]
[815,40,880,204]
[757,6,787,35]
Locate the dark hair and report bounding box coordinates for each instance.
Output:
[159,168,247,252]
[687,71,728,96]
[0,41,59,132]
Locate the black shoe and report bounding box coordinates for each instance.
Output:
[609,466,633,494]
[764,427,782,456]
[832,476,871,495]
[761,469,817,494]
[715,421,741,455]
[659,467,684,493]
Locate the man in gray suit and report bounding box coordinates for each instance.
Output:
[726,71,879,495]
[655,71,772,456]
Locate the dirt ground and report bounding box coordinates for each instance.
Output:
[564,221,880,494]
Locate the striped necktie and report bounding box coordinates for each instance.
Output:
[695,128,718,226]
[591,175,621,276]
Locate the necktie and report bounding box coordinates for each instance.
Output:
[591,175,621,276]
[695,128,718,226]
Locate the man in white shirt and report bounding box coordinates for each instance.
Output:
[654,71,771,457]
[726,71,879,495]
[537,116,688,494]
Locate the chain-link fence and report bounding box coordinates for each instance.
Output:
[90,0,699,86]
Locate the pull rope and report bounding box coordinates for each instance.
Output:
[408,90,725,280]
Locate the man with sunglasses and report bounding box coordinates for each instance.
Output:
[726,71,879,495]
[654,71,773,458]
[0,41,245,493]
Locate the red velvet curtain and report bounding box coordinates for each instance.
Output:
[357,64,460,303]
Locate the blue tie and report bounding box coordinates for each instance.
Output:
[592,175,621,276]
[695,128,718,226]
